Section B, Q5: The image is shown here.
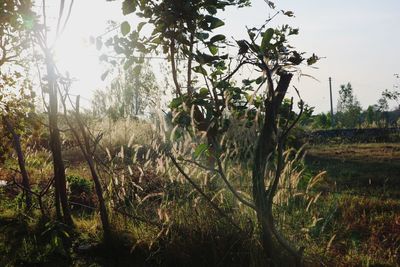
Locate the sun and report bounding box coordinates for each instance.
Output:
[48,0,124,102]
[52,28,106,102]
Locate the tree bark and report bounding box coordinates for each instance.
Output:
[3,116,32,211]
[65,96,111,242]
[251,72,293,264]
[45,54,73,226]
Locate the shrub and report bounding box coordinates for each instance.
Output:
[66,175,95,211]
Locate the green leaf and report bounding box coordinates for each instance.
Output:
[121,21,131,36]
[260,28,274,53]
[210,34,226,44]
[237,40,249,55]
[199,88,209,97]
[193,65,208,76]
[208,45,218,55]
[242,79,253,86]
[203,15,225,30]
[255,76,264,84]
[169,97,183,109]
[205,6,217,15]
[194,144,209,158]
[307,53,319,65]
[122,0,137,15]
[137,21,146,32]
[196,32,210,41]
[283,10,294,17]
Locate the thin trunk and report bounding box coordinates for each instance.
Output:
[187,33,194,98]
[68,96,111,242]
[46,54,73,226]
[251,73,294,264]
[87,159,111,242]
[3,116,32,210]
[170,39,182,97]
[252,98,276,261]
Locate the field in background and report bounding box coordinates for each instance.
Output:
[304,143,400,265]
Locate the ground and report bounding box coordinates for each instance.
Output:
[0,142,399,266]
[304,143,400,266]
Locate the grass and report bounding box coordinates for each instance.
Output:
[303,143,400,266]
[305,143,400,193]
[1,116,399,267]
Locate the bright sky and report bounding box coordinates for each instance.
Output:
[49,0,400,113]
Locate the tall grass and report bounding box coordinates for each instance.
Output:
[3,115,398,266]
[82,115,330,265]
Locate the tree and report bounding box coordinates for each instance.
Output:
[111,0,317,264]
[336,83,362,128]
[1,88,35,211]
[60,93,112,242]
[381,89,399,109]
[365,105,380,126]
[105,0,253,146]
[0,0,35,211]
[0,0,33,66]
[31,0,75,226]
[313,113,330,129]
[375,89,400,127]
[93,62,159,120]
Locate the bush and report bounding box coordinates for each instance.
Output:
[66,175,95,211]
[67,175,92,195]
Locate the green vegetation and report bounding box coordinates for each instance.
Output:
[0,0,399,266]
[309,85,400,129]
[304,144,400,266]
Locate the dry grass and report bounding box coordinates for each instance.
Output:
[304,143,400,266]
[1,116,400,266]
[307,143,400,163]
[324,195,400,266]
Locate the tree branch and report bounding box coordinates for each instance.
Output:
[169,153,242,231]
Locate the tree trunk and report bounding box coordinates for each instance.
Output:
[69,96,112,242]
[87,159,112,242]
[3,116,32,211]
[251,73,294,265]
[45,55,73,226]
[252,98,276,262]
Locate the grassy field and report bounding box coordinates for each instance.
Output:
[304,143,400,266]
[0,141,399,266]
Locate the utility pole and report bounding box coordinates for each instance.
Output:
[329,77,335,127]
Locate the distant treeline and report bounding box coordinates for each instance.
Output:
[305,127,400,144]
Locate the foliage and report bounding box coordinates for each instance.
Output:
[67,175,93,196]
[1,1,399,266]
[108,1,321,264]
[0,0,36,141]
[93,62,160,120]
[105,0,317,139]
[312,112,332,129]
[381,89,400,108]
[0,0,34,67]
[336,83,362,128]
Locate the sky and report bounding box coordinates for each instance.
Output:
[46,0,400,113]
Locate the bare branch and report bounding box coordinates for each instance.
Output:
[170,40,182,97]
[215,155,256,210]
[169,153,242,231]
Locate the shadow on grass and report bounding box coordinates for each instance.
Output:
[305,154,400,196]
